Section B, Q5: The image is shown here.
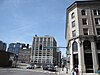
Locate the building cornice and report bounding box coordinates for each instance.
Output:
[67,35,97,48]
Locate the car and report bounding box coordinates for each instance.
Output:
[26,64,34,69]
[96,68,100,74]
[43,65,50,70]
[36,65,41,68]
[48,65,56,72]
[55,65,58,68]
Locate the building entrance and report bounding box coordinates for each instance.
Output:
[73,54,78,68]
[84,53,93,73]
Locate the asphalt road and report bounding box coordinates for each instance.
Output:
[0,68,60,75]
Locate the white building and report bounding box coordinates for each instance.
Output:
[31,35,58,65]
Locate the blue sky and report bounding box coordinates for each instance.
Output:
[0,0,74,56]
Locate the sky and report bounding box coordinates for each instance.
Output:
[0,0,75,57]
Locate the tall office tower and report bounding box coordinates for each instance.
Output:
[65,1,100,73]
[31,35,57,65]
[0,41,7,51]
[7,43,22,55]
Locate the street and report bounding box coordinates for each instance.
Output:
[0,68,63,75]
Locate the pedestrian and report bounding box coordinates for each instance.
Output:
[71,68,74,75]
[75,67,79,75]
[62,64,64,71]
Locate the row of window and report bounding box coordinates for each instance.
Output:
[72,28,100,37]
[72,18,100,28]
[33,38,51,43]
[71,9,100,19]
[35,54,51,56]
[72,40,100,52]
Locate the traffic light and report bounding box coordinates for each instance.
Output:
[39,44,42,50]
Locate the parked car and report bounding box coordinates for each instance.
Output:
[96,68,100,74]
[34,64,41,68]
[36,64,41,68]
[48,65,56,72]
[43,65,50,70]
[26,64,34,69]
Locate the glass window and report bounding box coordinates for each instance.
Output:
[96,40,100,50]
[93,10,100,15]
[83,40,91,50]
[82,18,87,25]
[72,21,75,27]
[40,38,42,43]
[72,30,76,37]
[95,18,100,25]
[72,41,78,52]
[83,28,88,35]
[93,10,97,15]
[71,12,75,19]
[81,10,86,15]
[96,28,100,35]
[98,10,100,15]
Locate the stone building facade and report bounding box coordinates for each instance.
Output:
[65,1,100,73]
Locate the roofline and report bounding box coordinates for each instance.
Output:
[65,0,100,39]
[67,1,100,11]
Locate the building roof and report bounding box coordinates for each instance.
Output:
[67,1,100,11]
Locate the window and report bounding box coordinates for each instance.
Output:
[72,21,75,27]
[95,18,100,25]
[96,28,100,35]
[96,40,100,50]
[83,40,91,50]
[71,12,75,19]
[83,28,88,35]
[81,10,86,15]
[99,10,100,15]
[93,10,97,15]
[93,10,100,15]
[82,18,87,25]
[72,41,78,52]
[72,30,76,37]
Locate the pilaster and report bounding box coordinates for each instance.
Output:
[70,41,74,72]
[91,40,98,73]
[78,39,86,73]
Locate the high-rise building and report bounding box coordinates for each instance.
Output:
[7,43,21,55]
[31,35,57,65]
[0,41,7,51]
[65,1,100,73]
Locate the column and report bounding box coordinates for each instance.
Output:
[91,41,98,73]
[70,41,74,72]
[78,40,86,73]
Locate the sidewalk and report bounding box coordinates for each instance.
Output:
[59,68,70,75]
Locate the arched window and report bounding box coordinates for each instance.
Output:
[83,40,91,50]
[72,41,78,52]
[71,12,75,19]
[81,10,86,15]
